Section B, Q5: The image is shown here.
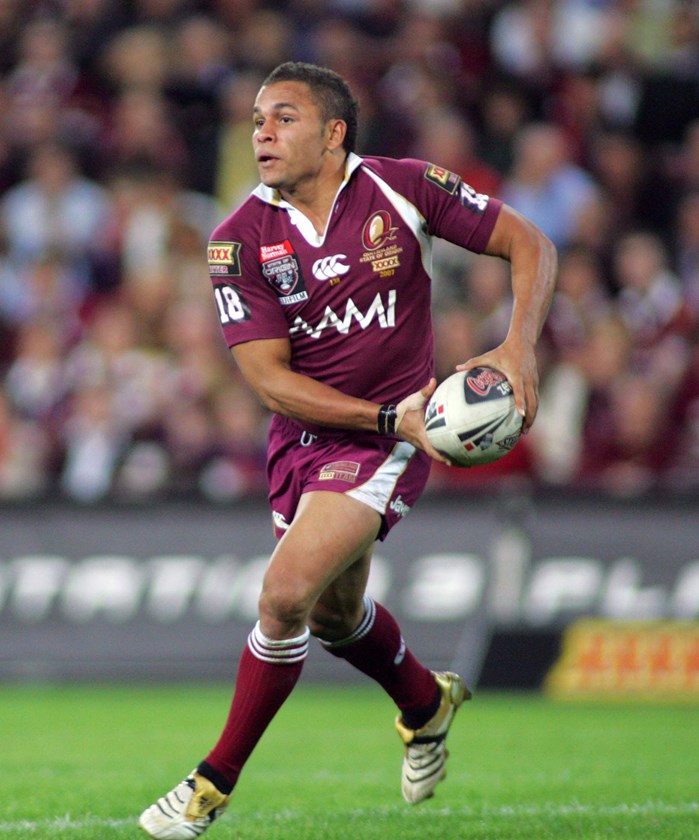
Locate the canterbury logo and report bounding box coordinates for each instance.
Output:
[312,254,350,281]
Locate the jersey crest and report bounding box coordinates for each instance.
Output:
[259,239,308,304]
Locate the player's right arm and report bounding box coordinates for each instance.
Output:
[231,338,450,463]
[232,336,380,432]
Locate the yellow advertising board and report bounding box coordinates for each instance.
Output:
[545,620,699,702]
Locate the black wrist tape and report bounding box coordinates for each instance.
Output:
[377,403,397,435]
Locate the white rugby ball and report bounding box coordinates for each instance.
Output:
[424,367,523,467]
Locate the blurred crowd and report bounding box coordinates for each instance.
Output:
[0,0,698,503]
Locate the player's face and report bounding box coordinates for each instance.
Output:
[252,81,331,193]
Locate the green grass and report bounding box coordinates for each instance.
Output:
[2,683,698,839]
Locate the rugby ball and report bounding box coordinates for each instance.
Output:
[424,367,522,467]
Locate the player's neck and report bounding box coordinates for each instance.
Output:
[280,152,347,236]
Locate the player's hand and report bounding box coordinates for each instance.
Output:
[456,340,540,433]
[395,379,452,465]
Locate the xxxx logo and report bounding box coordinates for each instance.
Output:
[208,242,239,263]
[312,254,350,281]
[207,241,241,276]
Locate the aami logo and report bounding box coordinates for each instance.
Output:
[362,211,398,250]
[290,290,396,339]
[312,254,350,281]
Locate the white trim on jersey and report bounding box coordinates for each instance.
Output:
[359,165,433,276]
[346,441,415,516]
[251,154,365,248]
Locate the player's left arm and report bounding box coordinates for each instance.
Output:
[457,203,558,432]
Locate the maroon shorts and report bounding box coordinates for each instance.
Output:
[267,415,432,541]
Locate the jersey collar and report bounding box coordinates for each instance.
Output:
[252,152,363,208]
[252,152,364,246]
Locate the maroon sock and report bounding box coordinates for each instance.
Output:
[199,622,309,792]
[322,596,438,716]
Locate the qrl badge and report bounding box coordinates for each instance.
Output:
[362,211,398,250]
[263,256,299,294]
[260,240,309,304]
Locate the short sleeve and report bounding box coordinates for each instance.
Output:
[207,229,289,349]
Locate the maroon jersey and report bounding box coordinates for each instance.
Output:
[208,154,501,410]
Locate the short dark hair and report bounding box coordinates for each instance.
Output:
[262,61,360,154]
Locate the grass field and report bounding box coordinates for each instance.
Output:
[2,683,698,839]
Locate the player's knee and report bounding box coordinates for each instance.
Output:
[308,603,359,642]
[259,580,311,630]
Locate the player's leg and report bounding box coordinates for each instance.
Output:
[310,564,442,727]
[197,490,382,789]
[139,490,381,839]
[312,575,469,805]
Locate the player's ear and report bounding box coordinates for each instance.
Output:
[325,118,347,151]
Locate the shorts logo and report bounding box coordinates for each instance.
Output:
[424,164,460,195]
[260,240,308,304]
[319,460,361,483]
[272,511,290,531]
[389,495,411,518]
[362,211,398,251]
[208,241,242,276]
[312,254,350,281]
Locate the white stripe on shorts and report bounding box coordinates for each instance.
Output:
[346,440,414,516]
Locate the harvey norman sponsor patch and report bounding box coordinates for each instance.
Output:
[319,460,361,482]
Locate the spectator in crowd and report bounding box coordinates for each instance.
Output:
[0,141,114,291]
[500,122,599,250]
[96,89,188,179]
[612,230,692,385]
[0,388,50,498]
[411,108,501,198]
[476,83,531,177]
[577,371,674,496]
[664,340,699,491]
[4,316,68,424]
[674,190,699,320]
[213,71,266,210]
[545,244,612,356]
[59,382,128,502]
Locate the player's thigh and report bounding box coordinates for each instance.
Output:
[263,490,381,610]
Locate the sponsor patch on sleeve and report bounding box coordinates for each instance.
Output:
[424,164,461,195]
[208,241,242,276]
